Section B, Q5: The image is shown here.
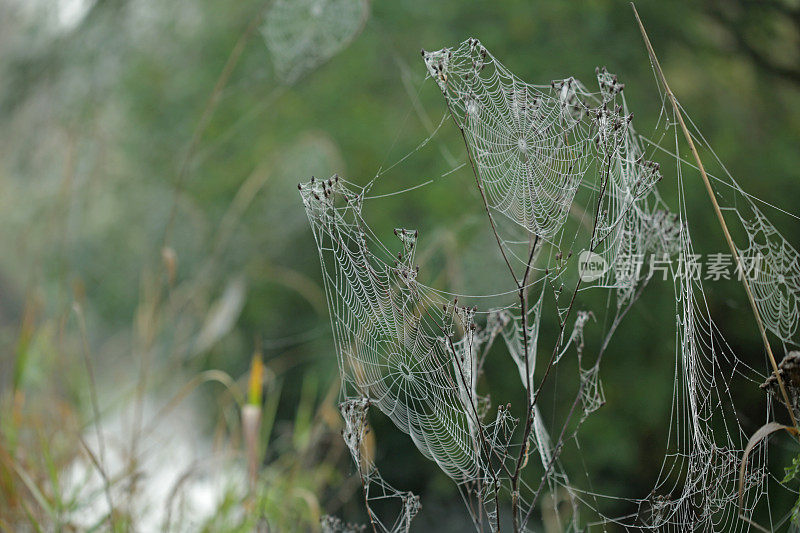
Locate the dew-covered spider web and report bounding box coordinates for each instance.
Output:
[733,204,800,346]
[302,38,799,531]
[261,0,369,84]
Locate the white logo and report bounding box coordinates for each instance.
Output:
[578,250,608,282]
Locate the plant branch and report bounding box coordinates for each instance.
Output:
[509,235,540,530]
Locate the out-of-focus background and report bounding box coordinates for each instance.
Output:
[1,0,798,530]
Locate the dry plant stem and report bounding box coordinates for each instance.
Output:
[526,284,646,527]
[416,285,507,526]
[359,470,379,533]
[508,151,612,530]
[73,304,115,526]
[509,236,541,530]
[520,282,650,529]
[523,381,585,525]
[464,483,482,532]
[353,419,379,533]
[442,84,547,531]
[529,149,611,408]
[443,80,587,528]
[631,3,798,431]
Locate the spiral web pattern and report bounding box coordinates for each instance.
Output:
[303,38,795,531]
[422,40,591,240]
[422,42,673,301]
[300,177,488,479]
[261,0,368,84]
[736,205,800,344]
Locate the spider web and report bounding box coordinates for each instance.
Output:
[301,176,484,482]
[302,38,795,531]
[261,0,369,84]
[734,204,800,345]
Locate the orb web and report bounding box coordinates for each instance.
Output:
[300,176,484,483]
[422,40,592,240]
[735,205,800,344]
[261,0,368,84]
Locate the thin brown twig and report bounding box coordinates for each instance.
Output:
[440,77,523,530]
[440,67,604,529]
[447,335,502,532]
[358,464,379,533]
[509,236,540,530]
[72,304,115,527]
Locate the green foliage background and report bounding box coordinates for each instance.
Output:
[1,0,799,530]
